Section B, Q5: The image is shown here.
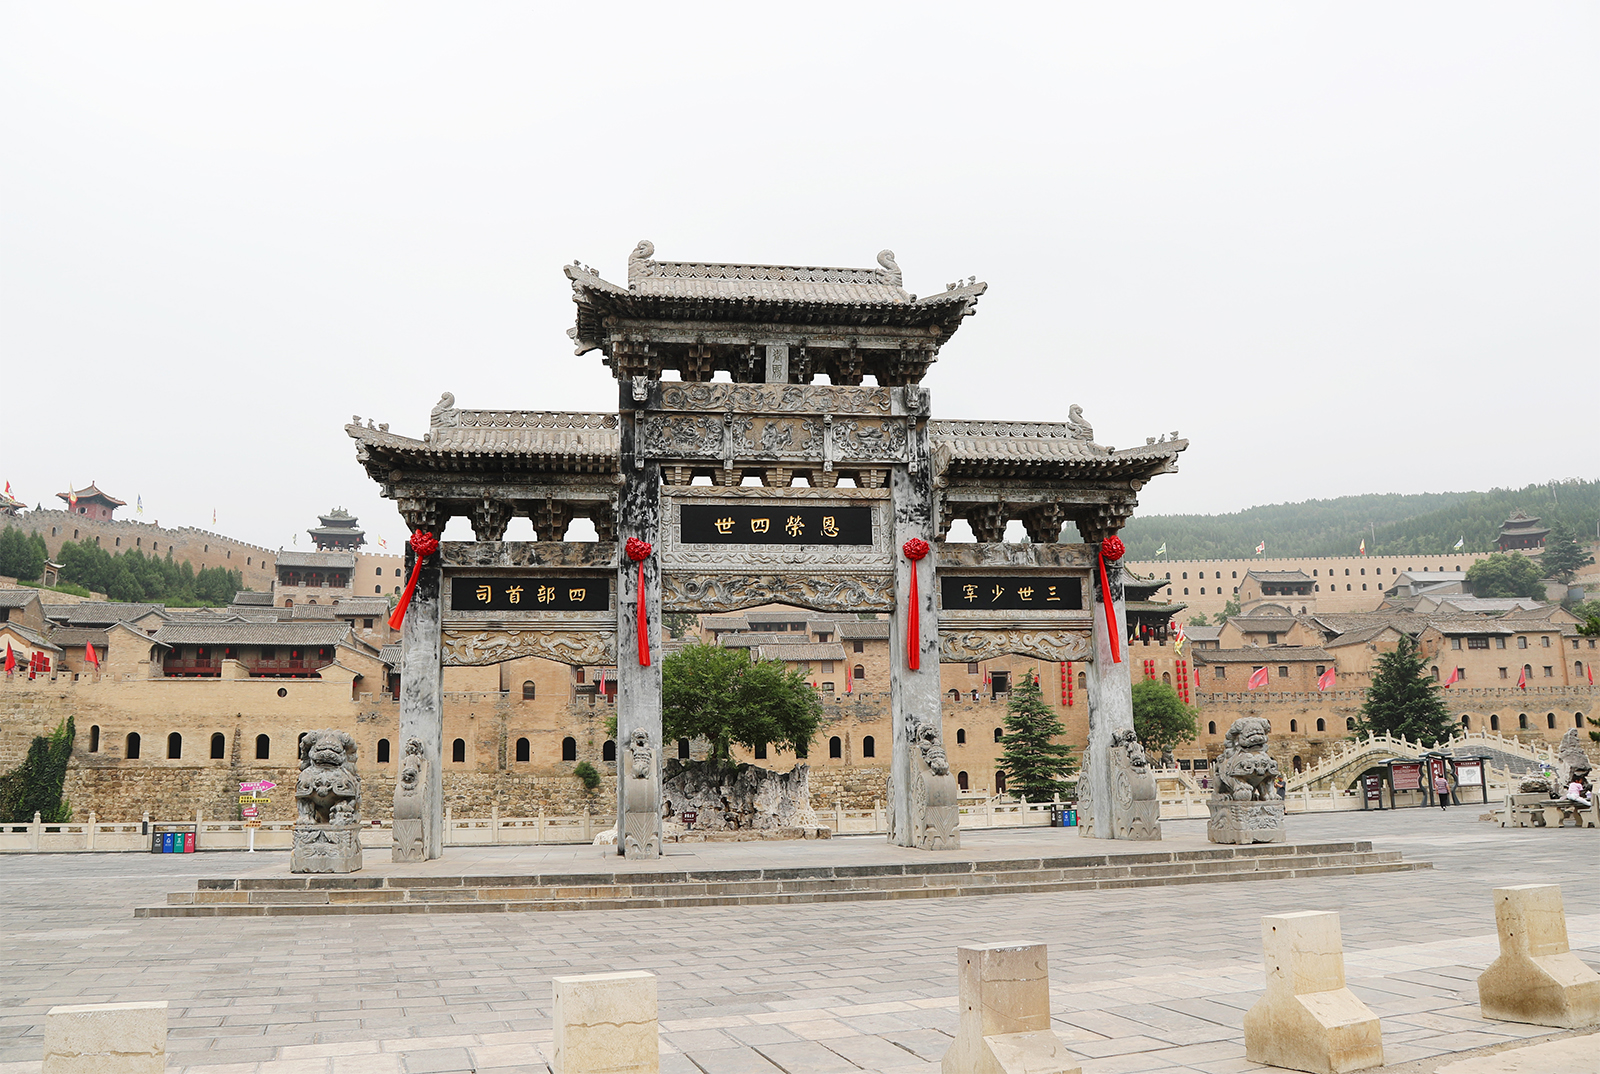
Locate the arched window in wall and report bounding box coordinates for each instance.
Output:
[167,733,182,759]
[562,737,577,761]
[377,739,391,763]
[829,736,842,759]
[210,733,226,759]
[256,734,270,759]
[861,736,875,758]
[452,738,466,763]
[126,732,141,759]
[602,739,616,762]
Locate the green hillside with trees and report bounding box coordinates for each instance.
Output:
[1107,479,1600,560]
[0,527,243,606]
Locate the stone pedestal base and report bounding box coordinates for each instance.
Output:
[1208,800,1286,844]
[1479,884,1600,1028]
[552,970,658,1074]
[290,823,363,873]
[940,943,1080,1074]
[392,819,424,863]
[1244,911,1382,1074]
[44,1001,167,1074]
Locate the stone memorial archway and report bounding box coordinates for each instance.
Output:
[350,242,1187,859]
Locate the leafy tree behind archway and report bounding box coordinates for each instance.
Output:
[997,670,1078,801]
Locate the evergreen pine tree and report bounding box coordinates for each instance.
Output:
[997,670,1077,801]
[1539,521,1593,583]
[1356,637,1453,745]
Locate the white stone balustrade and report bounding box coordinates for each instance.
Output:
[1243,911,1382,1074]
[43,1001,167,1074]
[1477,884,1600,1028]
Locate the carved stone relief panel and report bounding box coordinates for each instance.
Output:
[661,572,895,613]
[938,628,1092,664]
[442,629,615,668]
[933,543,1094,569]
[658,383,891,416]
[439,542,617,569]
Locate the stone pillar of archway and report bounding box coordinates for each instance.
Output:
[615,381,664,859]
[1081,520,1161,841]
[888,386,956,848]
[396,518,445,860]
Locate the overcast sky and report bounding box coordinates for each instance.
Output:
[3,3,1595,552]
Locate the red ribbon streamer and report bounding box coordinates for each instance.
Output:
[902,538,929,670]
[626,538,653,667]
[388,529,441,630]
[1098,536,1125,664]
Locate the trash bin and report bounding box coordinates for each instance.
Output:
[1064,808,1077,827]
[150,824,197,853]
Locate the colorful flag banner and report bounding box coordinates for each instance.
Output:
[86,643,100,669]
[137,495,143,516]
[1255,541,1265,555]
[68,486,78,508]
[1443,666,1458,688]
[1317,666,1336,692]
[1359,538,1366,556]
[1155,543,1167,557]
[3,642,13,675]
[1453,536,1464,550]
[1516,665,1528,690]
[1247,665,1270,690]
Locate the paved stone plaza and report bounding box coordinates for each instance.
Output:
[2,811,1596,1074]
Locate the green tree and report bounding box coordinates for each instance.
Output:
[1539,521,1593,583]
[0,526,46,581]
[1215,597,1241,624]
[1187,613,1210,627]
[1131,680,1199,758]
[660,643,823,764]
[1355,636,1453,745]
[0,717,75,823]
[997,670,1078,801]
[1465,553,1546,599]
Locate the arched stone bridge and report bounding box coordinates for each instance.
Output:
[1285,730,1557,793]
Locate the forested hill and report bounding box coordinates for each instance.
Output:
[1109,479,1600,560]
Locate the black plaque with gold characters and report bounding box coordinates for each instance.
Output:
[451,577,610,612]
[680,504,872,545]
[940,576,1083,611]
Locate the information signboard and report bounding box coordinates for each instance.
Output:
[1391,762,1422,791]
[1456,762,1483,787]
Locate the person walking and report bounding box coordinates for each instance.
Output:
[1433,769,1451,809]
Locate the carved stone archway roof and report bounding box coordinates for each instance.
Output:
[347,413,619,478]
[932,421,1187,481]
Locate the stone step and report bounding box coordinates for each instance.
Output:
[138,844,1426,917]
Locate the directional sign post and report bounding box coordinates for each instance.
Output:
[239,781,276,852]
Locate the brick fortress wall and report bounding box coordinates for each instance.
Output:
[8,511,280,592]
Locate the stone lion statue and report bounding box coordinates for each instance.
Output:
[1216,717,1280,802]
[295,730,361,825]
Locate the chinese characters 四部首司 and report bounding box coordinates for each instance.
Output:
[450,578,609,612]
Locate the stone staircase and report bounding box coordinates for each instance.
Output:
[137,840,1428,918]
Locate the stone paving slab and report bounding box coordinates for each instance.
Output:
[1,811,1595,1073]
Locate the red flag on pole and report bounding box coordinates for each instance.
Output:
[1317,666,1336,692]
[1588,664,1594,685]
[1247,665,1270,691]
[1442,666,1457,688]
[1516,665,1528,690]
[85,643,99,669]
[4,642,13,675]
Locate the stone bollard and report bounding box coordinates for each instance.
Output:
[940,943,1080,1074]
[552,970,658,1074]
[1477,884,1600,1028]
[1243,912,1382,1074]
[43,1001,167,1073]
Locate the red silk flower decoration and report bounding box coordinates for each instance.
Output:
[902,538,930,670]
[1098,535,1125,664]
[388,529,442,630]
[626,538,653,667]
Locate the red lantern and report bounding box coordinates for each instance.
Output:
[902,538,930,670]
[388,529,442,630]
[626,538,653,667]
